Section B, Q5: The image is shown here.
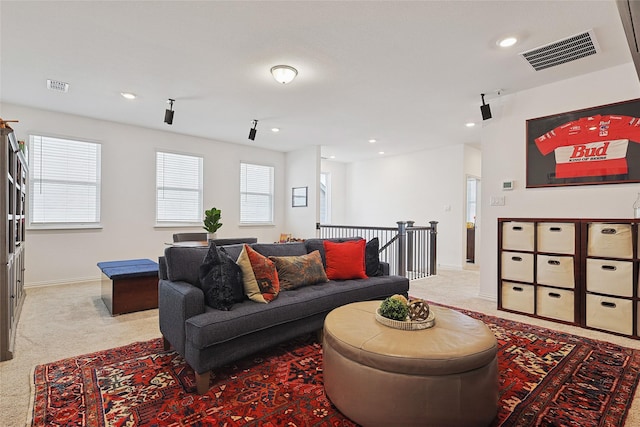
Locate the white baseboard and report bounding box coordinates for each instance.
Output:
[25,276,101,288]
[478,290,497,301]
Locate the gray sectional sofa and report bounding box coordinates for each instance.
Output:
[158,238,410,394]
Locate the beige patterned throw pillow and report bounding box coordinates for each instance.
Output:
[269,250,328,290]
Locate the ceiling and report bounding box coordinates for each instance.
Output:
[0,1,635,162]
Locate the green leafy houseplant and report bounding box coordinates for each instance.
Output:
[378,297,409,321]
[203,207,223,233]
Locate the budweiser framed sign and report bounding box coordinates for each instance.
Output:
[526,98,640,188]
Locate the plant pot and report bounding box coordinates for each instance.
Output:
[207,232,217,241]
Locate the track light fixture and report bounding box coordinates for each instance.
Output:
[248,119,258,141]
[480,94,492,121]
[164,99,175,125]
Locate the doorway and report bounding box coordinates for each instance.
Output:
[466,176,481,265]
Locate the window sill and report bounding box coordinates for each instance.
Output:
[154,223,203,229]
[27,224,103,231]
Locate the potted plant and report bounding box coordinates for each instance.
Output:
[203,207,222,240]
[378,295,409,321]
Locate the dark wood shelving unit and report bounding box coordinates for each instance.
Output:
[0,127,27,361]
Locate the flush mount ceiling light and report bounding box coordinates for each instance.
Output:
[120,92,137,100]
[270,65,298,84]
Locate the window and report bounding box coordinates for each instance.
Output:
[320,172,331,224]
[156,151,203,224]
[29,135,101,227]
[466,177,478,224]
[240,162,274,224]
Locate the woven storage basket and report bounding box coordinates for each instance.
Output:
[375,308,435,330]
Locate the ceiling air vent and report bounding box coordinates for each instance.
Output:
[46,79,69,93]
[520,30,600,71]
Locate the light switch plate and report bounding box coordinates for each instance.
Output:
[490,196,505,206]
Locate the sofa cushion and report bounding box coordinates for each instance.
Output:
[219,243,244,261]
[324,239,368,280]
[164,246,209,286]
[185,275,410,349]
[269,250,328,290]
[304,237,361,266]
[237,244,280,303]
[365,237,383,277]
[199,245,244,310]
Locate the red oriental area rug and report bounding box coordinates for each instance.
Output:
[31,309,640,427]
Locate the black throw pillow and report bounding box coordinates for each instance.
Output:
[365,238,383,277]
[199,244,244,310]
[219,246,245,303]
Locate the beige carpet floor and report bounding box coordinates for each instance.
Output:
[1,269,639,426]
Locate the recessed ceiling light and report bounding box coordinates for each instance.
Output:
[329,155,336,159]
[498,37,518,48]
[378,151,385,155]
[271,128,280,132]
[466,122,476,128]
[369,139,377,143]
[120,92,137,100]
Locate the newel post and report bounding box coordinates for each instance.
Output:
[406,220,415,272]
[397,221,407,277]
[429,221,438,275]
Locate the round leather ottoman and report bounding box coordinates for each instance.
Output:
[323,301,498,427]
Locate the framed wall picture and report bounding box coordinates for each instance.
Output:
[292,186,308,207]
[526,98,640,188]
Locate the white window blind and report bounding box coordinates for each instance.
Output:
[156,151,203,224]
[240,162,274,224]
[29,135,101,226]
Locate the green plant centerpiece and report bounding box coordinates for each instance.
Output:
[378,295,410,321]
[203,207,223,234]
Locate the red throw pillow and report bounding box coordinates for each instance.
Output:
[323,239,368,280]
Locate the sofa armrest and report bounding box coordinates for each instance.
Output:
[159,279,205,356]
[158,256,168,280]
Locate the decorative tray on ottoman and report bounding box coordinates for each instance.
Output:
[375,309,436,330]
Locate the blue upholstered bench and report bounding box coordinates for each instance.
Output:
[97,259,159,315]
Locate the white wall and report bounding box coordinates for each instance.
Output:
[285,146,320,239]
[2,103,287,286]
[479,63,640,299]
[12,63,635,289]
[320,159,347,224]
[343,145,467,269]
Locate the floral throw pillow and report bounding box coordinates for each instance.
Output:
[237,244,280,303]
